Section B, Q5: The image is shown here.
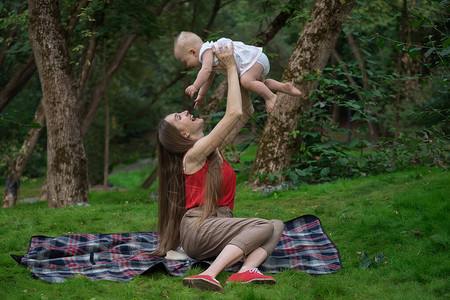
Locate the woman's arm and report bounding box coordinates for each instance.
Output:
[218,85,254,150]
[185,43,243,171]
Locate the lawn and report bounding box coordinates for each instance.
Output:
[0,164,449,299]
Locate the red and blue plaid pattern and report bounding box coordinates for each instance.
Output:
[12,215,341,283]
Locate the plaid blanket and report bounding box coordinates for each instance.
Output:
[12,214,341,283]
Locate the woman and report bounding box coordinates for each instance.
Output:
[154,43,284,292]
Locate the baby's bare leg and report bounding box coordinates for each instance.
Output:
[264,79,302,96]
[240,64,277,113]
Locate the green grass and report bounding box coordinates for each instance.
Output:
[108,166,157,190]
[0,166,449,299]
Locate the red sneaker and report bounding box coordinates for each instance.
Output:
[226,268,276,284]
[182,274,224,292]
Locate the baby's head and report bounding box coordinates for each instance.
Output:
[174,31,203,68]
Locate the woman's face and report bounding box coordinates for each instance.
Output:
[165,110,204,139]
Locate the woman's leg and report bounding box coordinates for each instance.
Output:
[197,219,283,277]
[238,219,285,273]
[198,245,244,278]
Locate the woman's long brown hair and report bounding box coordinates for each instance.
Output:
[152,119,222,257]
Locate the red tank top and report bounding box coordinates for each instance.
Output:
[183,152,236,211]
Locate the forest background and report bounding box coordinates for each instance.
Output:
[0,0,448,208]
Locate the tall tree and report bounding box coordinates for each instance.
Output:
[28,0,89,208]
[2,0,93,207]
[249,0,356,186]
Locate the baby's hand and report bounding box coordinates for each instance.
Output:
[185,85,198,98]
[194,94,206,110]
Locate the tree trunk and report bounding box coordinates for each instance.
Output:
[249,0,356,186]
[28,0,89,208]
[103,95,110,189]
[2,0,93,206]
[2,101,45,207]
[77,35,98,100]
[140,166,158,189]
[102,40,110,190]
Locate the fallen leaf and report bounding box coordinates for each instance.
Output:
[411,229,421,236]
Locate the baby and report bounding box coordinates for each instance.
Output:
[174,31,302,113]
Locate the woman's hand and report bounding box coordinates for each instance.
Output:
[212,42,236,71]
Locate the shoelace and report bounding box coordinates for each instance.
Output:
[248,268,262,274]
[208,275,220,284]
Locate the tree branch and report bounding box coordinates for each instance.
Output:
[0,0,90,113]
[255,0,300,46]
[81,34,138,136]
[0,56,37,113]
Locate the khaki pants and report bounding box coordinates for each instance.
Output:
[180,206,284,261]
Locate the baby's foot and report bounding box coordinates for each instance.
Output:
[283,82,302,96]
[265,95,277,114]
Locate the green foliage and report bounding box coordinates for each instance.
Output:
[0,111,41,135]
[287,68,449,185]
[0,2,30,61]
[374,127,449,170]
[359,251,386,269]
[284,0,449,186]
